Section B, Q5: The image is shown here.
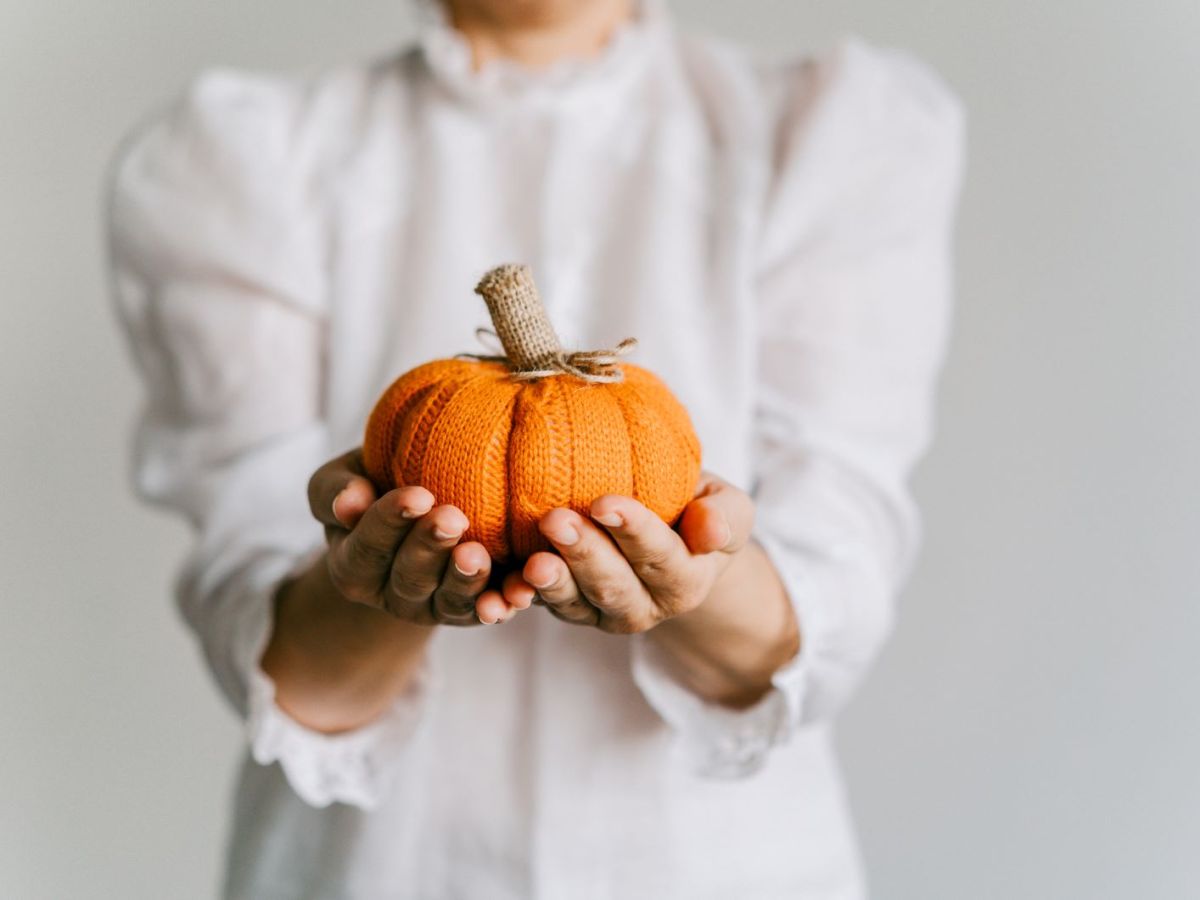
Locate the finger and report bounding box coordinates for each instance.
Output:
[308,449,378,530]
[520,553,599,627]
[589,495,702,606]
[326,487,435,604]
[537,509,651,626]
[385,505,468,618]
[431,542,492,625]
[500,571,536,611]
[677,474,755,557]
[475,589,519,625]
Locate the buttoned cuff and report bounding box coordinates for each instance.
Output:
[235,550,431,809]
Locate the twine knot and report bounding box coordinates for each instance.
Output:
[463,329,637,383]
[469,264,637,383]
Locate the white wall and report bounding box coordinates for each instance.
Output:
[2,1,1197,897]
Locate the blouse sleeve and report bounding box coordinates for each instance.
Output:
[632,39,965,776]
[107,70,427,809]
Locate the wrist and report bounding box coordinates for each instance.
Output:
[262,554,434,733]
[646,543,800,708]
[282,556,432,649]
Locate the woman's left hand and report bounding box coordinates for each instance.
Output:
[501,473,755,633]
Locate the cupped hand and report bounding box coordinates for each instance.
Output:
[501,473,754,633]
[308,449,528,625]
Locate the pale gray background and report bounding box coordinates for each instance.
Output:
[2,0,1197,897]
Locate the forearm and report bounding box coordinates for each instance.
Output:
[261,555,434,734]
[646,542,799,709]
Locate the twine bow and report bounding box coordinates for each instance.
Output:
[467,264,637,384]
[462,329,637,383]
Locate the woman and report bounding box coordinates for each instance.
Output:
[109,0,963,896]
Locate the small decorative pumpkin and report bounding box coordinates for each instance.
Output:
[363,264,701,563]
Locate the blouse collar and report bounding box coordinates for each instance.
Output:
[414,0,669,108]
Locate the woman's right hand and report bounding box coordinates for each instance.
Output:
[308,448,524,626]
[262,449,526,733]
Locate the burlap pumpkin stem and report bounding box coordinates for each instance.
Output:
[471,264,636,384]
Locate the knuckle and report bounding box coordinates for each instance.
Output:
[328,566,370,604]
[564,541,597,566]
[582,585,613,609]
[436,577,475,604]
[387,582,419,608]
[383,594,430,622]
[389,569,436,606]
[540,589,581,611]
[435,590,476,618]
[535,590,569,611]
[587,577,631,609]
[655,592,690,619]
[637,545,676,575]
[345,535,390,572]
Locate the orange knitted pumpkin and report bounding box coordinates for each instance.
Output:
[362,264,702,563]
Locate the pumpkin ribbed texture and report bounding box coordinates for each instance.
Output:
[362,265,702,563]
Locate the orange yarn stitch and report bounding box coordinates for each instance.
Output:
[362,264,702,563]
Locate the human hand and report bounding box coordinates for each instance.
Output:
[308,448,528,625]
[500,473,754,633]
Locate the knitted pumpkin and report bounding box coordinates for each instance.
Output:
[362,264,701,563]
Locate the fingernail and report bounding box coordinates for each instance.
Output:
[454,562,479,578]
[552,524,579,546]
[592,511,623,528]
[434,527,463,541]
[401,506,430,519]
[332,489,348,525]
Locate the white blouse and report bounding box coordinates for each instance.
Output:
[108,3,963,897]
